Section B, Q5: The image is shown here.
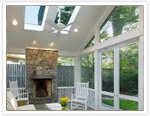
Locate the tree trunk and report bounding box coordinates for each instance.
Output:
[112,16,124,37]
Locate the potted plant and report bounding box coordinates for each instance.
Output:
[59,96,70,110]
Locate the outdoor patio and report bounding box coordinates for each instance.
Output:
[6,5,144,111]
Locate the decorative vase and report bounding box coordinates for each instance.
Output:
[61,106,68,110]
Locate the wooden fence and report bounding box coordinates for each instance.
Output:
[7,64,113,88]
[6,64,75,88]
[7,64,26,88]
[57,66,74,87]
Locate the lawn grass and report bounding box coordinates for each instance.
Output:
[102,99,138,110]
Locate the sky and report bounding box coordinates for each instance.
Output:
[25,6,40,25]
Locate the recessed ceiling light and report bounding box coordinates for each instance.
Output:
[12,19,18,26]
[49,42,54,47]
[50,42,54,46]
[33,40,37,44]
[74,28,78,32]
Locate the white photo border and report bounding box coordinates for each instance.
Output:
[2,1,148,115]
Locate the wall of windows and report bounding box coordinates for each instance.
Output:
[100,43,139,110]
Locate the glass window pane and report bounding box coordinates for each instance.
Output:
[120,44,138,96]
[100,6,139,42]
[55,6,75,25]
[25,6,46,25]
[81,53,94,89]
[120,98,138,110]
[102,94,114,108]
[84,36,95,49]
[102,50,114,92]
[7,54,25,64]
[58,56,74,66]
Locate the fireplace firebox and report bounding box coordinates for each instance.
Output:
[33,79,52,97]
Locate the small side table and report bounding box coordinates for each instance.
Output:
[46,103,62,110]
[17,99,28,106]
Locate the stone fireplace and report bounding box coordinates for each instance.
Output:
[26,48,58,104]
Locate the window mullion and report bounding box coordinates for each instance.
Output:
[114,47,119,110]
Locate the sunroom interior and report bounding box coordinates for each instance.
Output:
[6,5,144,111]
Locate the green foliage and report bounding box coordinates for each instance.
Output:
[101,50,114,92]
[100,6,139,41]
[58,56,74,66]
[120,44,138,95]
[120,99,138,110]
[81,53,94,89]
[84,36,95,49]
[102,99,138,110]
[80,44,138,94]
[100,44,138,95]
[55,6,75,25]
[102,99,114,106]
[111,6,139,36]
[102,68,114,92]
[102,50,114,69]
[100,30,111,42]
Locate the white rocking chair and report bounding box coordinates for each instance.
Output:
[9,80,29,104]
[71,82,89,110]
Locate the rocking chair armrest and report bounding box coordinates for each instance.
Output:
[71,93,76,99]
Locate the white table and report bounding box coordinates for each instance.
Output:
[46,103,62,110]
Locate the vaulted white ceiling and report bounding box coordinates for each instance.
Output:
[6,5,112,54]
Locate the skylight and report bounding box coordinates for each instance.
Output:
[24,6,80,32]
[24,6,47,31]
[25,6,46,25]
[55,6,75,25]
[60,6,80,34]
[53,6,80,34]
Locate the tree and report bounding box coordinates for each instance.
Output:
[100,6,139,41]
[111,6,139,36]
[120,44,138,95]
[101,50,114,92]
[81,53,94,89]
[55,6,75,25]
[100,30,111,42]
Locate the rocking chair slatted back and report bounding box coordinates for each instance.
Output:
[9,80,19,98]
[76,82,89,99]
